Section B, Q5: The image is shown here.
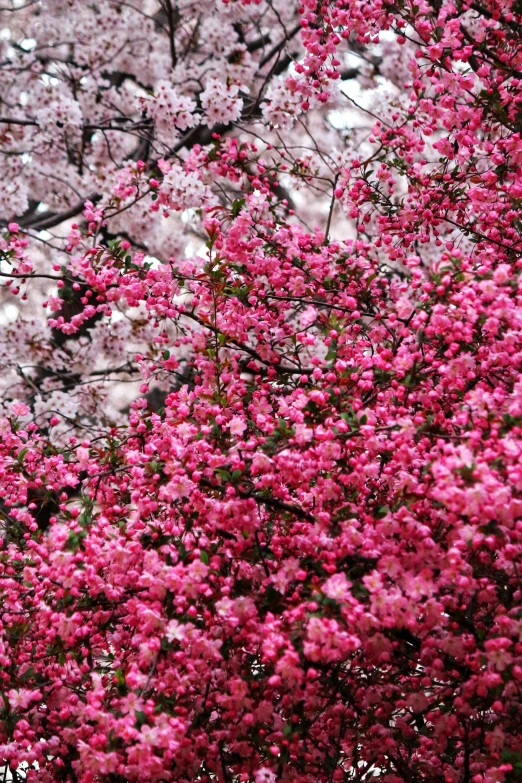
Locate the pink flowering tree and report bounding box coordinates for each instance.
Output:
[0,0,521,781]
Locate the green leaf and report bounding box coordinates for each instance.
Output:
[231,198,245,217]
[200,550,209,565]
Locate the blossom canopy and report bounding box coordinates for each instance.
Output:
[0,0,521,782]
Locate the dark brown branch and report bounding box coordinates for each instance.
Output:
[339,67,359,80]
[0,271,64,281]
[0,116,38,126]
[200,478,316,523]
[164,0,179,69]
[183,311,313,376]
[18,194,100,231]
[258,22,301,69]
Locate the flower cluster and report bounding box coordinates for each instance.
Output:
[200,78,244,125]
[140,82,199,146]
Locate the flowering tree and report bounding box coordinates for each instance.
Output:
[0,0,521,781]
